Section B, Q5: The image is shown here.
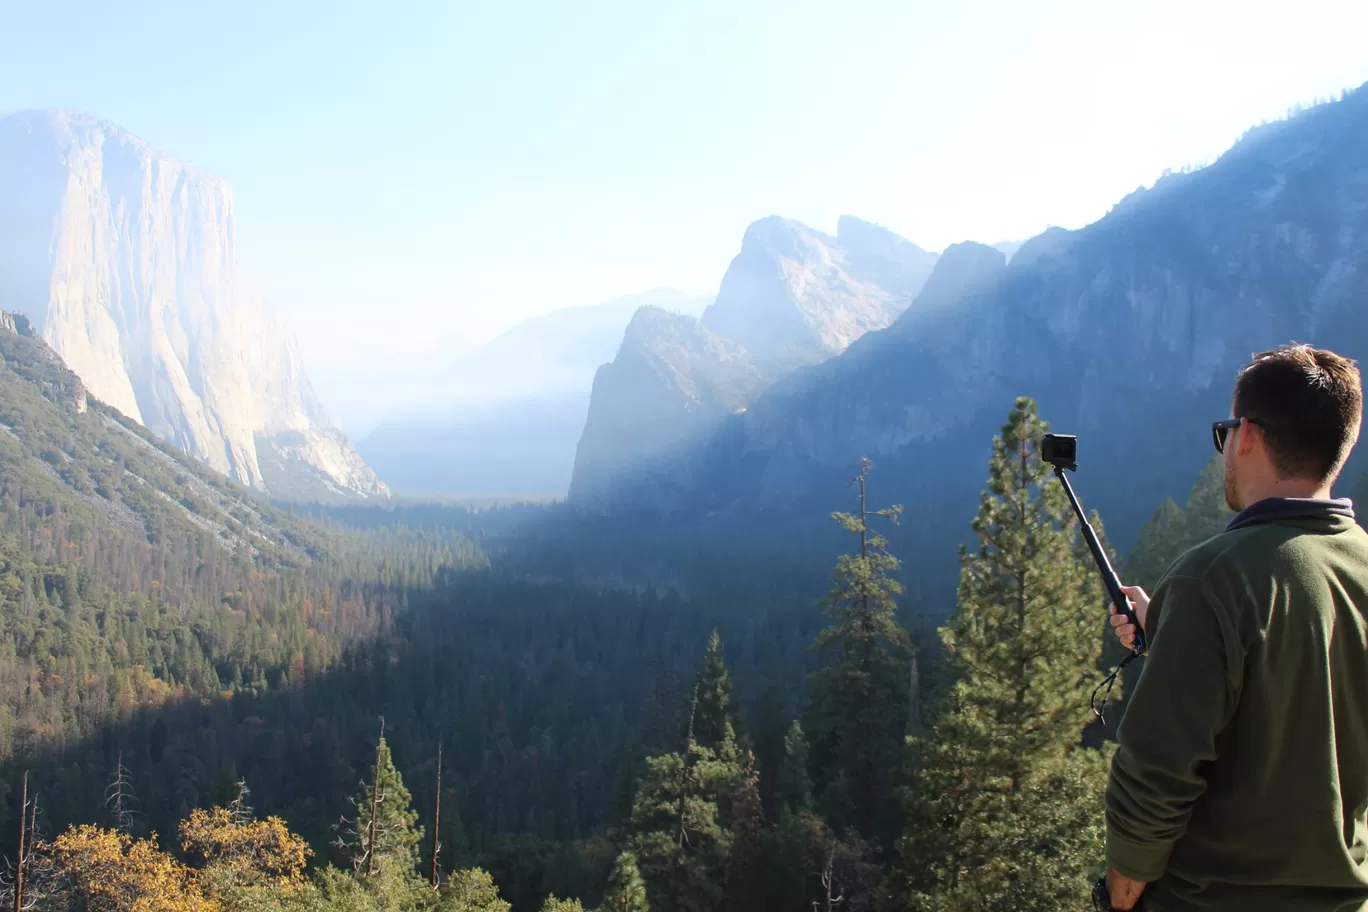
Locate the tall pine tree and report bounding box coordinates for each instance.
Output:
[805,458,913,849]
[629,692,739,912]
[336,722,425,879]
[885,397,1115,911]
[692,629,736,752]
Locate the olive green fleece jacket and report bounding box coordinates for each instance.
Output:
[1106,504,1368,912]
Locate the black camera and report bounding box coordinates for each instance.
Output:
[1041,433,1078,471]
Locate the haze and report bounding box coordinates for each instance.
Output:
[2,0,1366,434]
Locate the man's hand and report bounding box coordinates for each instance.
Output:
[1108,584,1150,651]
[1105,867,1147,910]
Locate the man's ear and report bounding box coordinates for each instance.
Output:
[1238,418,1262,456]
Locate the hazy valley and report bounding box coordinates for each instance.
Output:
[0,78,1364,912]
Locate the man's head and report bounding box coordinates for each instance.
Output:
[1219,344,1363,512]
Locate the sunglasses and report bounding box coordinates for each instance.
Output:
[1212,416,1266,454]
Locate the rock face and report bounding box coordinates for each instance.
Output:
[570,217,937,504]
[700,216,938,368]
[358,288,711,497]
[592,84,1368,607]
[0,110,387,501]
[569,307,770,505]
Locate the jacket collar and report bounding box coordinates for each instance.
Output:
[1225,497,1356,533]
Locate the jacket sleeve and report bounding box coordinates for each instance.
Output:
[1105,572,1245,882]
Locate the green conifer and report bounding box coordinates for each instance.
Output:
[692,629,735,751]
[885,397,1115,911]
[601,851,649,912]
[337,722,424,879]
[805,458,912,847]
[628,695,737,912]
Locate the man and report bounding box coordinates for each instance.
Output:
[1103,343,1368,911]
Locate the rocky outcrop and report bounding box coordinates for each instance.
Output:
[0,306,87,413]
[0,109,387,501]
[700,216,937,368]
[570,307,770,505]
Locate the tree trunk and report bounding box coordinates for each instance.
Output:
[13,771,26,912]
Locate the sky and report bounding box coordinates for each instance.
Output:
[3,0,1368,433]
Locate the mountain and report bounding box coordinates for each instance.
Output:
[569,306,770,504]
[699,215,938,368]
[0,109,387,502]
[357,288,710,497]
[568,217,938,504]
[586,85,1368,610]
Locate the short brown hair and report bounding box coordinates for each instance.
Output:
[1233,343,1363,482]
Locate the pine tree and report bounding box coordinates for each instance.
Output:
[600,851,649,912]
[885,397,1115,911]
[628,695,738,912]
[692,630,735,752]
[335,720,424,879]
[805,458,913,848]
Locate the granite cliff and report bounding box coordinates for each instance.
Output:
[700,215,938,368]
[0,110,387,502]
[569,306,770,504]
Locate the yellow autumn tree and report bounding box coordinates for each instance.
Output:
[181,805,312,889]
[49,824,216,912]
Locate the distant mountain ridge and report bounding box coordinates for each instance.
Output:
[578,84,1368,609]
[358,288,711,497]
[0,109,387,502]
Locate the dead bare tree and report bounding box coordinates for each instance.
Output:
[430,742,442,889]
[814,844,845,912]
[228,778,254,826]
[0,774,54,912]
[104,752,140,835]
[12,771,25,912]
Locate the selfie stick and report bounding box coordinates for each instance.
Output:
[1049,460,1146,654]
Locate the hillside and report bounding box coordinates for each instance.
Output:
[0,310,314,560]
[0,308,484,765]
